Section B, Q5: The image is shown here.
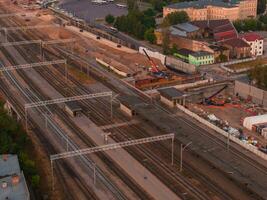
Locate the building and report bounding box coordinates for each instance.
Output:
[240,33,264,56]
[0,154,30,200]
[65,101,82,117]
[189,51,214,65]
[163,0,257,21]
[174,48,214,66]
[174,48,195,62]
[209,45,230,62]
[158,87,185,107]
[191,19,238,41]
[222,38,251,59]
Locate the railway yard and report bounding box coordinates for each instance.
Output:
[1,1,267,200]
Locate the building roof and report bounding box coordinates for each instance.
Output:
[166,0,238,9]
[209,45,229,51]
[158,87,184,100]
[0,155,29,200]
[192,19,231,29]
[118,95,146,110]
[65,101,82,112]
[0,173,29,200]
[0,155,20,177]
[173,22,199,33]
[176,48,195,57]
[240,32,264,42]
[223,38,250,48]
[191,51,212,57]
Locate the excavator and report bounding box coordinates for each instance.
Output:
[203,85,228,106]
[143,49,168,78]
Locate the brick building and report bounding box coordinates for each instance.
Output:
[222,38,251,59]
[163,0,257,21]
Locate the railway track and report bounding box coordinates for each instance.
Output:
[1,11,267,199]
[0,23,221,199]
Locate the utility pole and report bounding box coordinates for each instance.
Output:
[180,142,192,172]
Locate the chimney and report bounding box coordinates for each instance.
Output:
[2,154,8,161]
[11,174,20,185]
[1,181,8,189]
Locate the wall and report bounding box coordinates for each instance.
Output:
[139,47,166,65]
[165,56,197,74]
[176,103,267,160]
[96,58,129,77]
[234,80,267,106]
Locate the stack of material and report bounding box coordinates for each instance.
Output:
[243,114,267,131]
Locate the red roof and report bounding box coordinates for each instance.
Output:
[223,38,250,48]
[240,33,264,42]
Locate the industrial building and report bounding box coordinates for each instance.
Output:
[0,154,30,200]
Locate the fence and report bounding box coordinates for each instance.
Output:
[235,80,267,107]
[176,104,267,161]
[220,57,256,73]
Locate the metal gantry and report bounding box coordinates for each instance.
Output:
[0,39,42,47]
[24,92,113,131]
[50,133,175,188]
[0,60,66,72]
[0,24,59,42]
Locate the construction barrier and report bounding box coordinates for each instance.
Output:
[139,47,166,65]
[176,104,267,161]
[235,80,267,107]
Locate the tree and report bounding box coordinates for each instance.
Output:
[163,11,189,26]
[249,65,267,89]
[162,28,170,54]
[127,0,138,11]
[233,19,263,32]
[144,28,156,44]
[257,0,267,14]
[105,14,115,24]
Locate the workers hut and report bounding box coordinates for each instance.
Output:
[65,101,82,117]
[119,95,146,117]
[158,87,185,107]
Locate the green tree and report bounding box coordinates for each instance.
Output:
[162,28,170,54]
[144,28,156,43]
[249,65,267,88]
[163,11,189,26]
[258,0,267,14]
[127,0,138,11]
[170,44,178,54]
[31,175,40,188]
[105,14,115,24]
[233,19,263,32]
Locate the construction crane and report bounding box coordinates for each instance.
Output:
[203,85,228,106]
[142,49,167,78]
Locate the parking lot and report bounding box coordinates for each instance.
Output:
[57,0,128,22]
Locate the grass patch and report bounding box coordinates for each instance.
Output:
[227,58,267,70]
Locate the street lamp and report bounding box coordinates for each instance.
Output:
[180,141,192,172]
[111,94,120,119]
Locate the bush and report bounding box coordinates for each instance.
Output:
[144,28,156,43]
[105,14,115,24]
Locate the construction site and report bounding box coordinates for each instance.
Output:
[1,0,267,200]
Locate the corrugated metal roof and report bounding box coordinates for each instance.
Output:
[174,22,199,33]
[0,155,20,177]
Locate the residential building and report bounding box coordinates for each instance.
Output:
[222,38,251,59]
[240,33,264,56]
[163,0,257,21]
[0,154,30,200]
[174,48,214,66]
[189,51,215,65]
